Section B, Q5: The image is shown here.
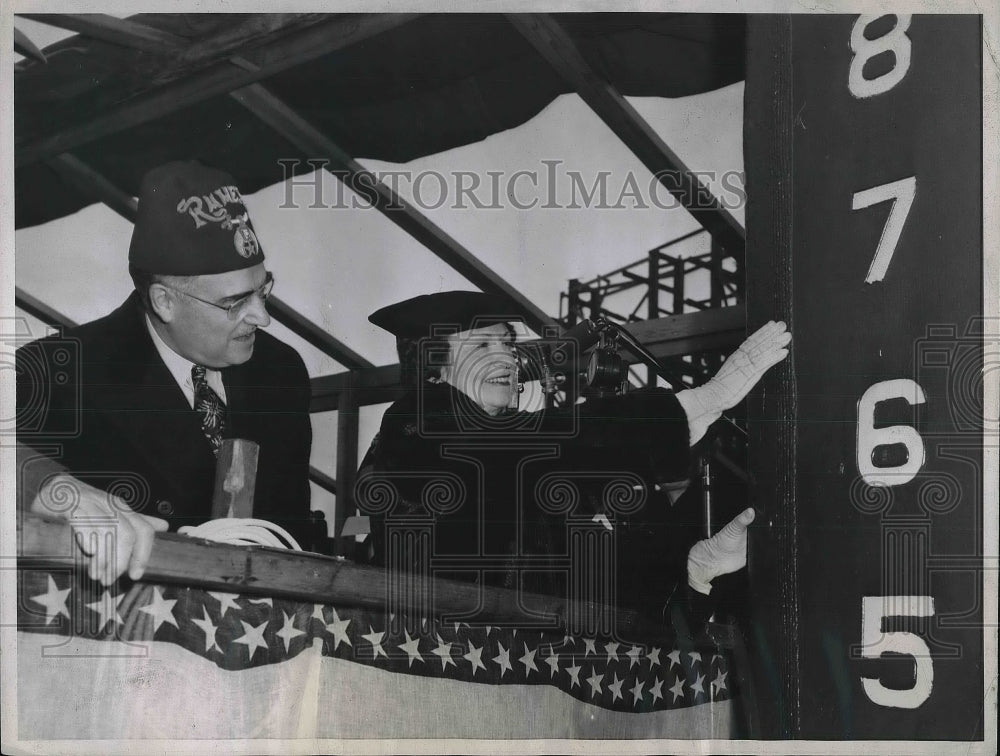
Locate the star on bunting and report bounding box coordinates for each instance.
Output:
[519,643,538,676]
[647,646,662,667]
[689,672,706,698]
[666,649,682,670]
[492,642,513,678]
[325,608,352,652]
[85,589,124,632]
[233,619,270,660]
[207,591,241,616]
[544,647,561,677]
[138,586,178,632]
[361,626,388,660]
[276,612,304,653]
[311,605,326,624]
[712,669,729,694]
[669,676,686,703]
[688,651,702,666]
[625,645,642,668]
[583,637,597,656]
[630,679,645,708]
[432,633,456,670]
[463,642,487,676]
[608,674,624,702]
[650,676,665,704]
[398,630,423,668]
[565,663,582,689]
[190,606,220,654]
[30,575,71,625]
[586,668,605,699]
[604,641,620,663]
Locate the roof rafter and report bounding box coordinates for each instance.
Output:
[227,76,559,335]
[16,14,420,167]
[18,13,186,54]
[507,13,746,263]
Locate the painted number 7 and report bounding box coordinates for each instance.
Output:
[852,176,917,284]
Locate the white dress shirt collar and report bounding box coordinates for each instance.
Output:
[144,314,227,408]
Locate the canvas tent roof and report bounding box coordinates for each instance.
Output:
[14,12,745,230]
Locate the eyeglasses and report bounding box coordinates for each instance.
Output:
[162,272,274,320]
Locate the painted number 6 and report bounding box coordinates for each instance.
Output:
[849,14,912,99]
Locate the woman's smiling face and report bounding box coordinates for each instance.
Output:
[441,322,518,415]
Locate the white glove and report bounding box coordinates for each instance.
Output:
[687,508,755,595]
[676,320,791,444]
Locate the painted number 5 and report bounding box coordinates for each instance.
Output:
[862,595,936,708]
[849,14,912,98]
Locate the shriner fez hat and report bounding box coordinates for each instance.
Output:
[369,291,524,339]
[128,161,264,276]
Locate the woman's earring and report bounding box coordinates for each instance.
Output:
[518,381,525,394]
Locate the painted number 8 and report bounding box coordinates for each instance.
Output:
[849,14,912,99]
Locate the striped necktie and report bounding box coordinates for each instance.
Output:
[191,364,226,456]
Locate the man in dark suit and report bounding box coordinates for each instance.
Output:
[17,161,312,582]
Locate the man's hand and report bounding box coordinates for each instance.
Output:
[686,507,755,595]
[31,474,168,586]
[676,320,791,444]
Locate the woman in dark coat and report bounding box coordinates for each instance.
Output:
[360,291,788,617]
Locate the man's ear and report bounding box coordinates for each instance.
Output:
[147,284,176,323]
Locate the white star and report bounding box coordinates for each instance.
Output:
[586,668,604,699]
[492,642,512,678]
[688,651,702,666]
[452,621,470,634]
[325,608,352,652]
[669,676,686,702]
[138,586,178,633]
[311,605,326,624]
[519,643,538,676]
[565,663,582,689]
[232,619,270,661]
[85,589,124,632]
[190,606,220,653]
[666,649,682,670]
[608,673,624,702]
[463,642,486,676]
[689,672,706,698]
[583,637,597,656]
[625,645,643,668]
[712,669,728,693]
[561,634,574,648]
[397,630,423,668]
[629,679,645,707]
[485,625,494,636]
[432,633,455,670]
[30,575,71,625]
[544,647,561,677]
[649,676,665,705]
[207,591,241,616]
[648,646,662,667]
[361,626,388,660]
[604,641,620,663]
[712,653,723,666]
[275,612,304,653]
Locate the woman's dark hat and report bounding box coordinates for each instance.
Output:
[369,291,524,338]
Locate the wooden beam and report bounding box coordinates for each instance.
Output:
[507,14,746,262]
[45,153,138,222]
[228,80,559,336]
[268,296,373,370]
[18,13,186,54]
[334,389,360,552]
[13,26,47,63]
[14,288,77,329]
[16,14,420,167]
[308,466,336,495]
[20,513,678,639]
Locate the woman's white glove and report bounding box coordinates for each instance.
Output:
[676,320,791,445]
[687,508,755,595]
